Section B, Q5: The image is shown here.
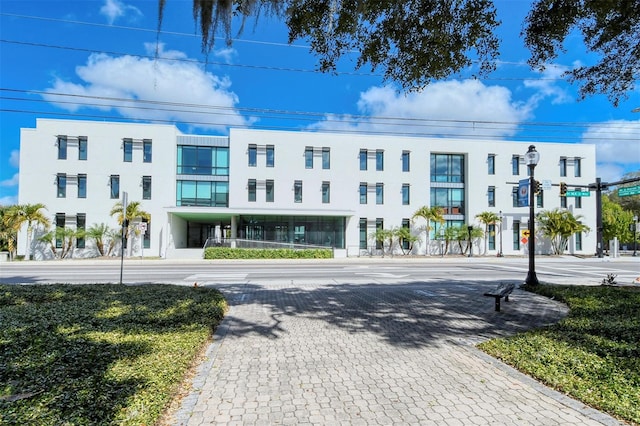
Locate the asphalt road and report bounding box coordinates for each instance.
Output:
[0,256,638,286]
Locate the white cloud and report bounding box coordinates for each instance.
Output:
[214,48,238,64]
[308,80,531,139]
[100,0,142,24]
[9,150,19,168]
[0,173,19,187]
[523,63,572,107]
[43,45,254,132]
[581,119,640,181]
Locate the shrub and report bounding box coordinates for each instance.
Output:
[203,247,333,259]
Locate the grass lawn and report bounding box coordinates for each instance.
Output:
[0,284,227,426]
[478,284,640,425]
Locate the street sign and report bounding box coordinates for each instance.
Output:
[566,190,590,197]
[619,185,640,197]
[521,229,531,238]
[542,179,552,191]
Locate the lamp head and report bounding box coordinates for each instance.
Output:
[524,145,540,166]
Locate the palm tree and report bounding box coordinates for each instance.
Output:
[0,206,19,260]
[394,226,418,255]
[39,227,78,259]
[537,208,591,255]
[5,203,50,260]
[110,201,150,257]
[412,206,445,256]
[86,223,112,257]
[475,211,501,255]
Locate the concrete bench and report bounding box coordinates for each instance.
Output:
[484,282,515,312]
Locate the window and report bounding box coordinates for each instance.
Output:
[322,181,330,203]
[376,150,384,171]
[488,186,495,207]
[76,213,86,249]
[402,184,410,205]
[142,218,150,249]
[248,179,256,202]
[560,157,567,177]
[57,136,67,160]
[56,173,66,198]
[430,154,465,183]
[359,183,367,204]
[248,144,257,167]
[266,179,274,202]
[359,218,367,249]
[575,231,583,251]
[55,213,65,249]
[488,224,495,250]
[110,175,120,199]
[177,145,229,176]
[488,154,495,175]
[375,218,384,249]
[431,187,464,215]
[402,151,410,172]
[322,147,330,169]
[574,188,582,208]
[560,196,567,208]
[512,155,520,175]
[513,221,520,250]
[359,149,367,171]
[143,140,152,163]
[305,147,313,169]
[265,145,274,167]
[78,137,87,160]
[574,158,581,177]
[123,139,133,162]
[536,190,544,208]
[512,186,519,208]
[402,218,411,250]
[78,174,87,198]
[294,180,303,203]
[176,180,229,207]
[376,183,384,204]
[142,176,152,200]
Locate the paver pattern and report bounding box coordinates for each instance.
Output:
[172,279,623,425]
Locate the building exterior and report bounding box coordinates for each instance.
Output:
[17,118,597,259]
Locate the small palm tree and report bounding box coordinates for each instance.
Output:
[412,206,445,256]
[0,206,19,260]
[110,201,150,257]
[537,208,591,255]
[369,228,394,257]
[475,211,501,255]
[5,203,50,260]
[394,226,418,255]
[38,227,78,259]
[86,223,112,257]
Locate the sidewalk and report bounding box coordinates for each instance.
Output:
[170,278,624,425]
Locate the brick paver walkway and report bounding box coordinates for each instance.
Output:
[172,280,623,425]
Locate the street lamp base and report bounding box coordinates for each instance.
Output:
[525,271,539,286]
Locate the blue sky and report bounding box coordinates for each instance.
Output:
[1,0,639,206]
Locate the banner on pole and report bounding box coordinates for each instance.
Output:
[518,179,529,207]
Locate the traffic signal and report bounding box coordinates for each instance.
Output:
[560,182,567,196]
[534,180,542,194]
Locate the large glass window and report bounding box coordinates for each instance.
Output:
[376,150,384,171]
[123,139,133,162]
[76,213,86,249]
[238,215,345,248]
[248,144,257,167]
[294,180,303,203]
[266,145,275,167]
[57,137,67,160]
[56,173,66,198]
[78,174,86,198]
[305,147,313,169]
[402,151,410,172]
[176,180,229,206]
[177,145,229,175]
[359,183,367,204]
[376,183,384,205]
[266,180,274,202]
[402,184,410,205]
[430,187,464,215]
[322,181,330,203]
[430,153,465,183]
[359,149,367,171]
[488,154,495,175]
[78,137,87,160]
[143,140,152,163]
[560,157,567,177]
[248,179,256,202]
[322,147,330,169]
[359,218,367,249]
[512,155,520,175]
[142,176,152,200]
[110,175,119,199]
[488,186,495,207]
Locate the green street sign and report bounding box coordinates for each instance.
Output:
[566,190,590,197]
[619,185,640,197]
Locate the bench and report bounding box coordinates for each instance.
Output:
[484,282,516,312]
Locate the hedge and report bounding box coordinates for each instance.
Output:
[203,247,333,259]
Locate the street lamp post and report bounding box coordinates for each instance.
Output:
[524,145,540,286]
[467,225,473,257]
[633,215,638,257]
[498,210,504,257]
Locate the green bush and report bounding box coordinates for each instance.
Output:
[203,247,333,259]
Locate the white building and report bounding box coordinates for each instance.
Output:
[17,118,597,259]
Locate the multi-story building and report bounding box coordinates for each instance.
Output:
[17,118,597,259]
